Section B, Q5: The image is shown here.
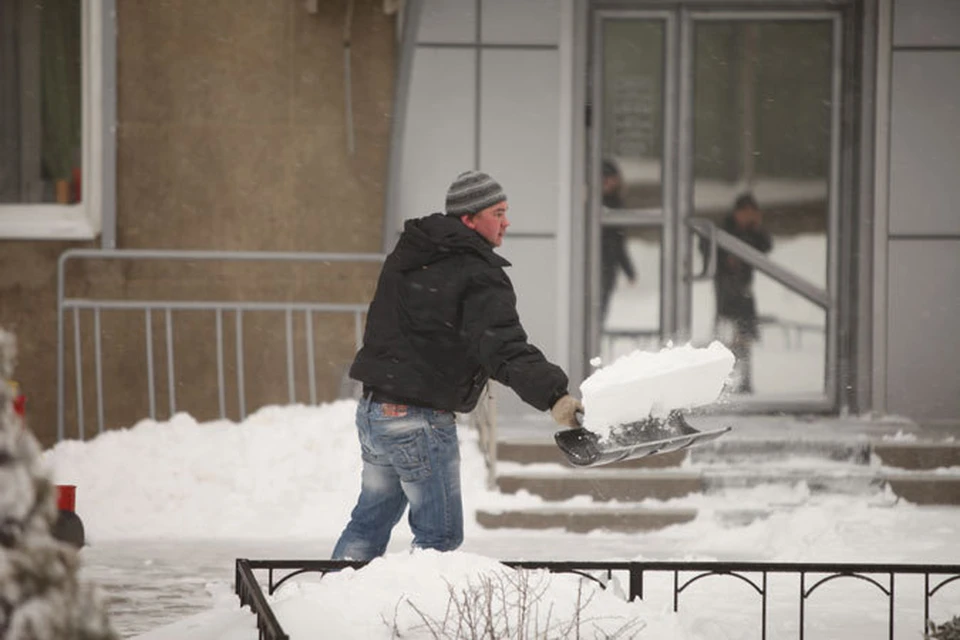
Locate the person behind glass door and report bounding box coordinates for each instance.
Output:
[702,192,772,393]
[599,159,637,326]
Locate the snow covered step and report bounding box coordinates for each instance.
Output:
[495,466,886,502]
[883,472,960,505]
[497,438,686,468]
[494,464,960,507]
[475,505,771,533]
[495,432,877,469]
[701,466,887,495]
[873,442,960,470]
[689,438,872,465]
[496,469,703,501]
[476,505,694,533]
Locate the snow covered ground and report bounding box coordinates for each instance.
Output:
[44,400,960,639]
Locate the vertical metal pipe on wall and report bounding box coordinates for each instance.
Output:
[343,0,356,156]
[382,0,423,252]
[100,0,117,248]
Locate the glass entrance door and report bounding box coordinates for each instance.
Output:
[589,11,676,361]
[589,7,841,410]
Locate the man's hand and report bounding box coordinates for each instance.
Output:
[550,394,583,429]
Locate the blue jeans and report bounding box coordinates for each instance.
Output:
[331,397,463,560]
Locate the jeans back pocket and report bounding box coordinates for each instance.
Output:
[385,427,432,483]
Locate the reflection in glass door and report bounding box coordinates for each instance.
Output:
[590,14,673,365]
[686,17,838,404]
[589,9,841,410]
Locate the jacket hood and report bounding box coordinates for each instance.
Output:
[390,213,510,272]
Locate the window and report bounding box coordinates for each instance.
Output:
[0,0,111,240]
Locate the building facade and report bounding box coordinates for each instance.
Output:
[391,0,959,426]
[1,0,956,446]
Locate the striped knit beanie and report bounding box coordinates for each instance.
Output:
[445,170,507,216]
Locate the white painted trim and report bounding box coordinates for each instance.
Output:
[556,0,574,373]
[0,205,99,239]
[872,0,892,413]
[0,0,102,241]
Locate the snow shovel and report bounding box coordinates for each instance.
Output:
[554,410,731,468]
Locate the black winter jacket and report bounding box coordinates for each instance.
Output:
[349,213,569,413]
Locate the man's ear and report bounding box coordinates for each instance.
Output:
[460,213,476,230]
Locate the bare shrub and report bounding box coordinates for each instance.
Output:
[390,568,644,639]
[927,616,960,640]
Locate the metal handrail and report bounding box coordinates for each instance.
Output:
[687,217,830,309]
[470,382,498,489]
[236,558,960,640]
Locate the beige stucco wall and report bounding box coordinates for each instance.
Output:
[0,0,396,447]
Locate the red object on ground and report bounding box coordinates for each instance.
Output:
[12,392,25,417]
[57,485,77,512]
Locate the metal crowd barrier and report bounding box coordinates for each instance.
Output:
[235,558,960,640]
[56,249,385,441]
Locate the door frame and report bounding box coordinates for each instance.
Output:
[579,0,860,414]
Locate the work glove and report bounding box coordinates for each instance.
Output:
[550,394,583,429]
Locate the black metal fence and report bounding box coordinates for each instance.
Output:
[235,558,960,640]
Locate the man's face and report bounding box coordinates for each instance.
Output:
[462,201,510,247]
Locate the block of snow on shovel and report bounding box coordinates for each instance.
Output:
[555,341,735,467]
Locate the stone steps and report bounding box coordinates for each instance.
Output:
[873,442,960,470]
[477,423,960,533]
[497,469,703,501]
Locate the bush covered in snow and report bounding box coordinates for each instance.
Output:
[0,328,117,640]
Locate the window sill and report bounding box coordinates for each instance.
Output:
[0,205,100,241]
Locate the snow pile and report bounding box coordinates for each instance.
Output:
[44,402,366,541]
[0,328,117,640]
[138,549,691,640]
[43,402,499,542]
[580,341,735,432]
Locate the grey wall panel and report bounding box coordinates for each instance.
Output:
[482,0,560,45]
[417,0,476,43]
[893,0,960,47]
[889,52,960,235]
[886,240,960,422]
[480,49,560,235]
[498,237,560,362]
[496,237,562,415]
[398,48,475,226]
